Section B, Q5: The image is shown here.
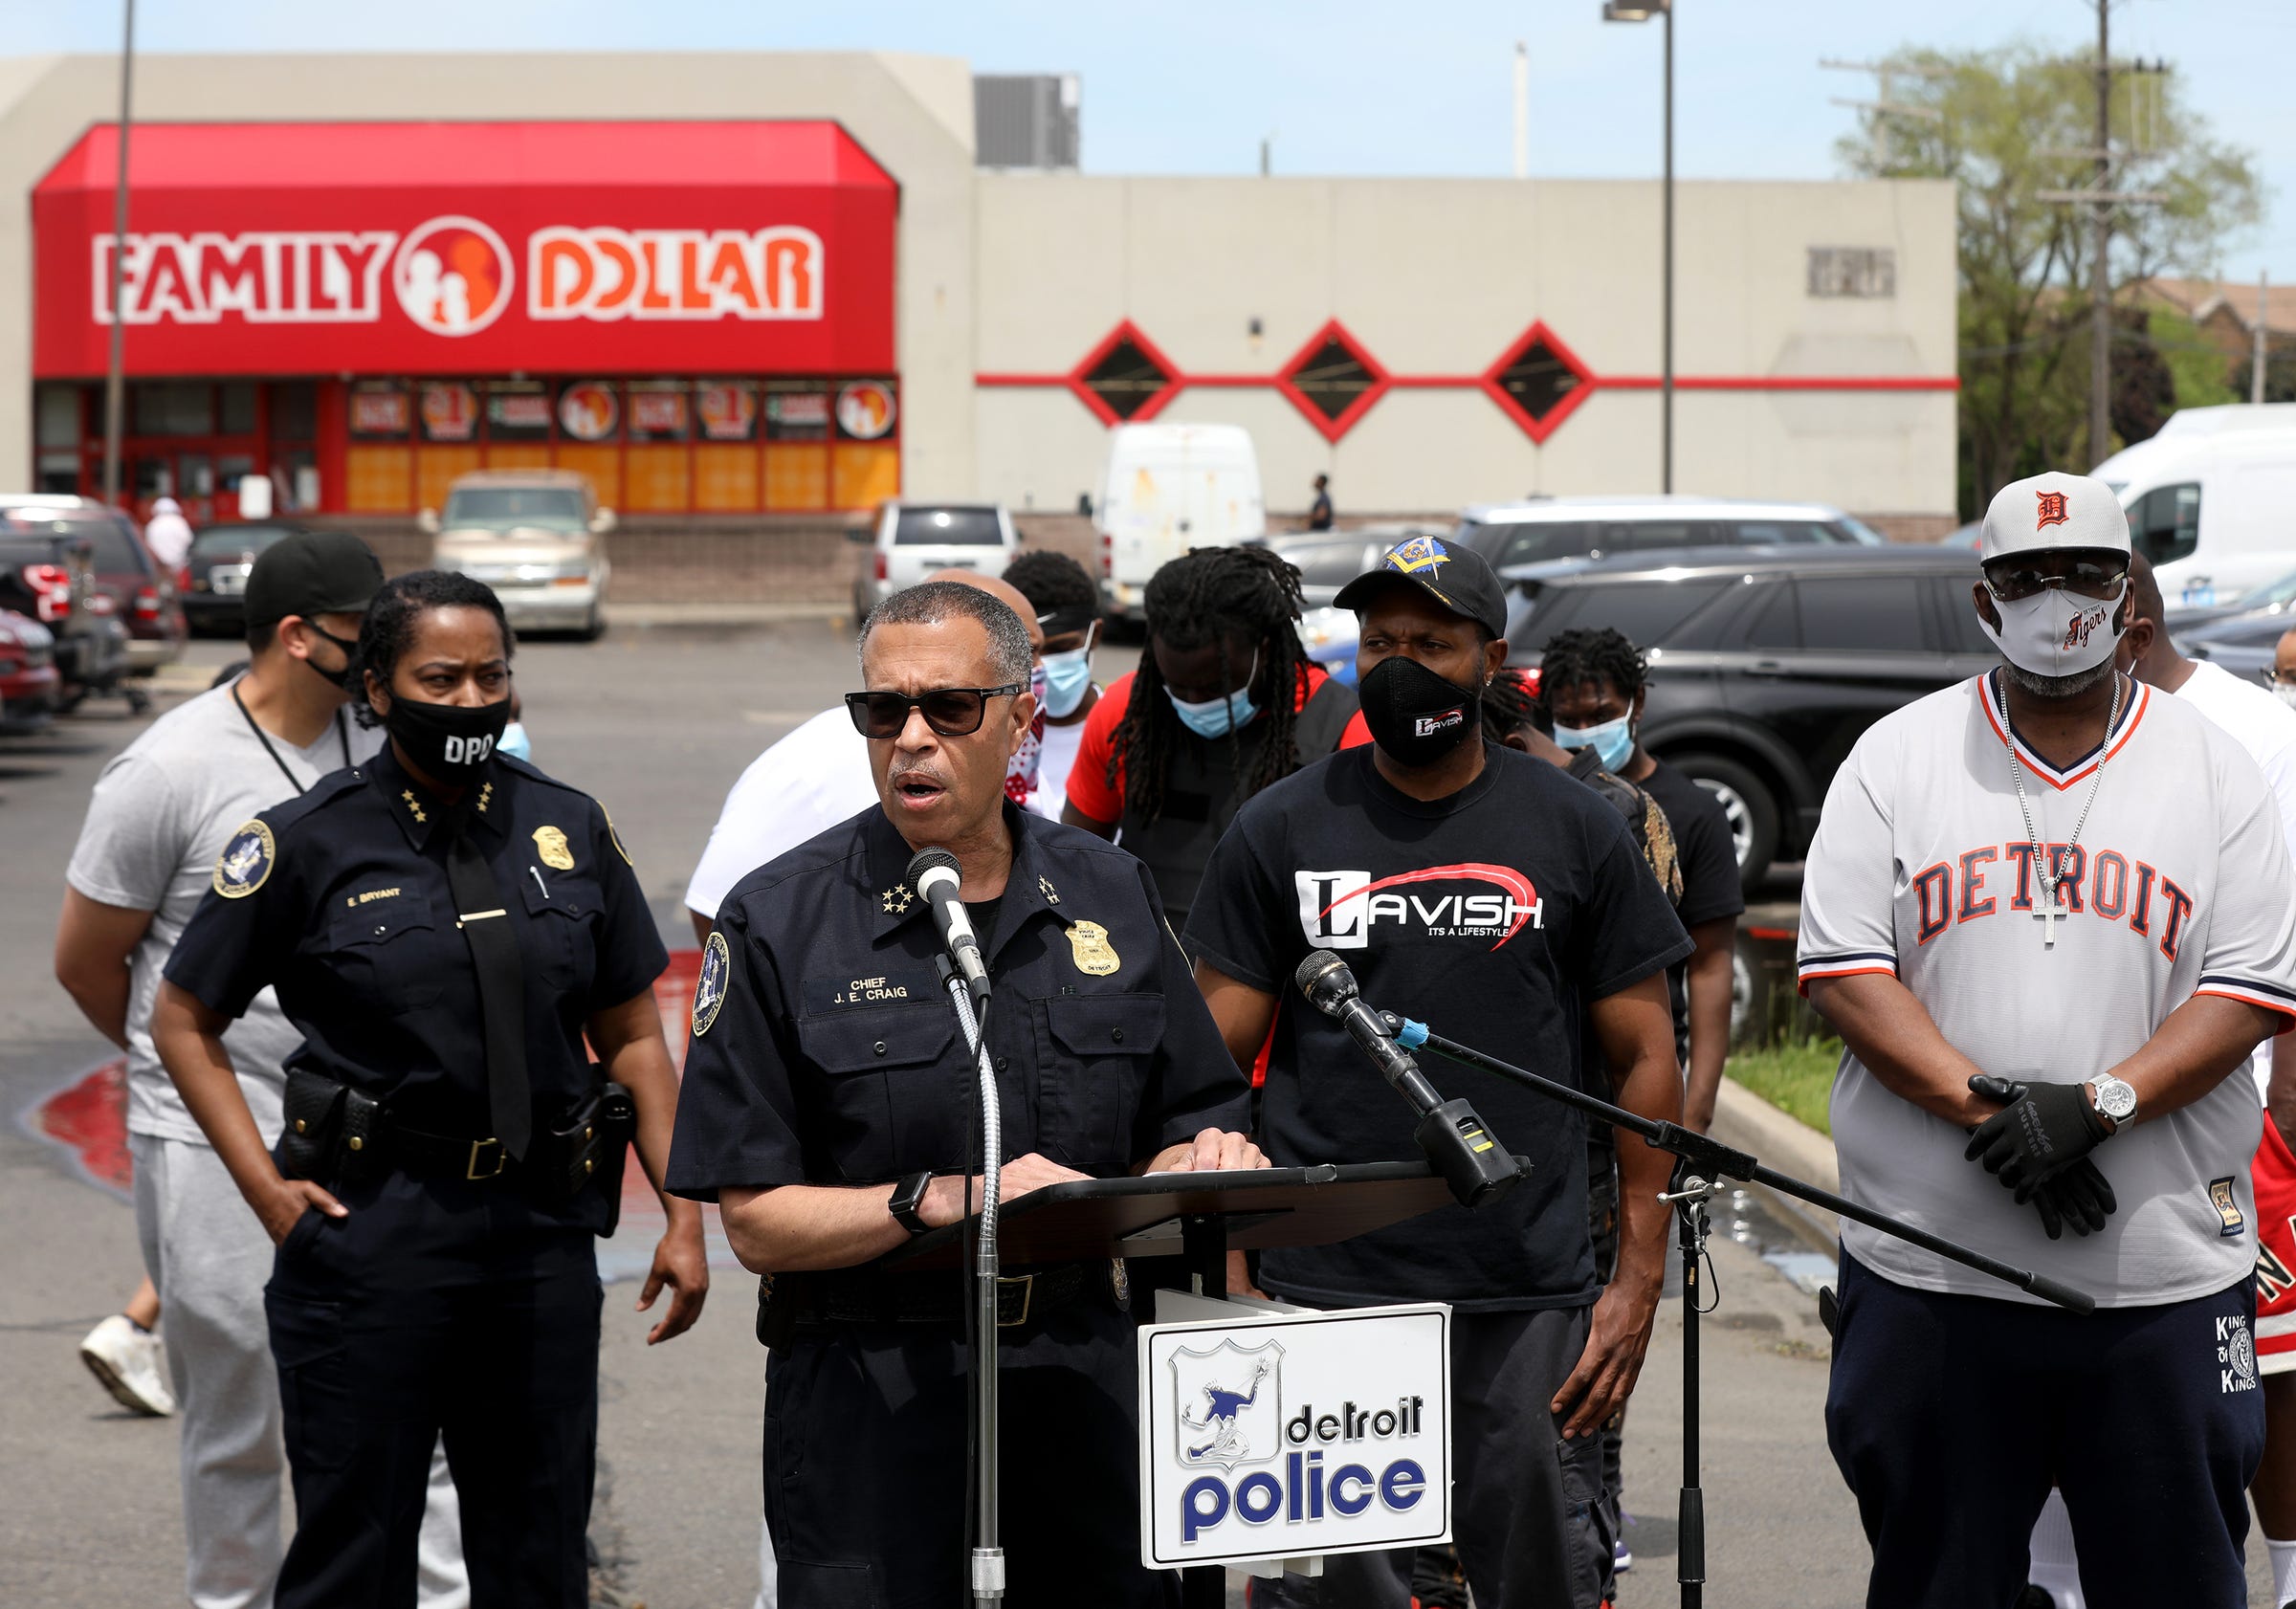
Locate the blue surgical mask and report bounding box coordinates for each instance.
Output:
[1041,645,1094,718]
[1555,713,1634,773]
[497,720,532,762]
[1166,650,1260,738]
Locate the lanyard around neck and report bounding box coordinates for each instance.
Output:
[232,679,350,798]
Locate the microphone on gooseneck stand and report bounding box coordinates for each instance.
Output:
[908,847,991,1004]
[1293,950,1523,1208]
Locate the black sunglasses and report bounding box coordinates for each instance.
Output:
[1983,556,2129,603]
[844,684,1026,739]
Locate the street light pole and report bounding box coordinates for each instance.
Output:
[1662,0,1673,494]
[1604,0,1674,493]
[100,0,136,510]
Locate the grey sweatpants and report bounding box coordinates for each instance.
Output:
[1252,1304,1604,1609]
[132,1134,469,1609]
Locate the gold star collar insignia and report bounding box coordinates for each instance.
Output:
[881,882,914,915]
[400,789,428,825]
[476,782,495,815]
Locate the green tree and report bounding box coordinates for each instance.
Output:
[1837,45,2261,517]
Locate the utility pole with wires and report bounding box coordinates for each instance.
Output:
[2035,2,2168,468]
[99,0,135,510]
[1820,57,1947,174]
[2257,272,2271,407]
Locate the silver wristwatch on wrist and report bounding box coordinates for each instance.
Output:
[2088,1074,2137,1128]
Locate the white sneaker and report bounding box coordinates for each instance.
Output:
[79,1313,175,1417]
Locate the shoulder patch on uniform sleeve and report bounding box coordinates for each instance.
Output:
[693,930,731,1037]
[212,820,276,899]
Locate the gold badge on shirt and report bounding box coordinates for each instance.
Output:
[1067,919,1120,977]
[533,825,576,871]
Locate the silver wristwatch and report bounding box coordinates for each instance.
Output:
[2088,1075,2137,1128]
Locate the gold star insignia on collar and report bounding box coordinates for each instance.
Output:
[476,782,494,815]
[400,789,428,825]
[1037,875,1060,906]
[881,883,914,915]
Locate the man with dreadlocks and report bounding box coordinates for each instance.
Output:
[1062,543,1368,928]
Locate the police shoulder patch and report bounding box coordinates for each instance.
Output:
[693,930,731,1038]
[212,820,276,899]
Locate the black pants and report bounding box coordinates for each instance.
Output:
[764,1301,1173,1609]
[265,1169,601,1609]
[1254,1306,1601,1609]
[1826,1251,2264,1609]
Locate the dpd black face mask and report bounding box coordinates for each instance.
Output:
[1357,654,1483,767]
[385,694,511,782]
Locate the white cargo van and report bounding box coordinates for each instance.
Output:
[1093,424,1264,620]
[2093,405,2296,608]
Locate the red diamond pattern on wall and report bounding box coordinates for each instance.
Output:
[1479,321,1597,444]
[1272,320,1391,443]
[1066,320,1181,426]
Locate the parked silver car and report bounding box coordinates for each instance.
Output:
[424,470,614,640]
[849,502,1019,622]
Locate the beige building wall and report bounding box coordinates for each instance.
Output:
[974,174,1957,520]
[0,51,980,496]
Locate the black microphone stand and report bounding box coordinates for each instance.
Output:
[936,954,1004,1605]
[1380,1010,2093,1609]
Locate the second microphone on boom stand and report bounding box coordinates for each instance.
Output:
[1293,951,1523,1209]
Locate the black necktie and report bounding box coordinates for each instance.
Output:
[444,809,531,1160]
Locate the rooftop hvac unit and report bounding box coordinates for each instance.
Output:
[975,74,1080,170]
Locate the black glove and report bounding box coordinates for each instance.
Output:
[1964,1075,2113,1192]
[2025,1157,2118,1240]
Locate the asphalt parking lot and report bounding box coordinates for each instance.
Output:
[1,620,2274,1606]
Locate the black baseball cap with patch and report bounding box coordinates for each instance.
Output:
[243,531,385,629]
[1333,533,1510,639]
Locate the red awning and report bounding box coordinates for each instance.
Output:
[34,121,898,378]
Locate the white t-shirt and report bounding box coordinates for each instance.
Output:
[687,705,1077,912]
[64,679,382,1144]
[1030,717,1090,821]
[685,708,880,921]
[2170,658,2296,1102]
[1798,673,2296,1306]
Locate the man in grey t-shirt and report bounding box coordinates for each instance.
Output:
[55,533,465,1609]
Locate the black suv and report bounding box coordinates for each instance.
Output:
[1503,544,1991,887]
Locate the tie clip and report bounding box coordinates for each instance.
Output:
[459,908,508,923]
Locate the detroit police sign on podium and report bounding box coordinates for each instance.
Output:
[1137,1305,1451,1570]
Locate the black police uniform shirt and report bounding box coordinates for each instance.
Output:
[165,743,668,1224]
[664,802,1249,1200]
[1182,742,1693,1311]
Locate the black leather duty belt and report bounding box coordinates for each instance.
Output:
[789,1263,1102,1330]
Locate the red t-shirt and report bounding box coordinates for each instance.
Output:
[1063,665,1373,825]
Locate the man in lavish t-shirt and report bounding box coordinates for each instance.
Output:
[1185,535,1691,1609]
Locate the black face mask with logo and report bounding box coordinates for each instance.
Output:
[386,694,511,783]
[1357,654,1484,768]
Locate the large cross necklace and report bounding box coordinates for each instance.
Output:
[2001,671,2123,949]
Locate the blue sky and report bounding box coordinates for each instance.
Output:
[21,0,2294,280]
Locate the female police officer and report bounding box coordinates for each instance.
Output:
[152,569,708,1609]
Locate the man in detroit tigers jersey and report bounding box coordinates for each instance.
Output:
[1799,470,2296,1609]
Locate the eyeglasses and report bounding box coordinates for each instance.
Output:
[844,684,1025,739]
[2268,667,2296,687]
[1982,557,2129,602]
